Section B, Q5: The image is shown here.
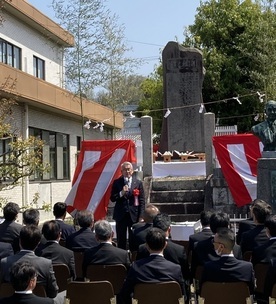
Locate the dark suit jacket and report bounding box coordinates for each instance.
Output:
[201,256,255,294]
[110,175,145,223]
[118,254,185,304]
[191,236,242,278]
[0,241,14,259]
[188,228,212,252]
[0,293,54,304]
[55,220,75,241]
[82,242,131,276]
[0,251,59,298]
[0,220,23,253]
[251,238,276,265]
[36,241,76,279]
[136,239,190,280]
[132,223,152,251]
[236,218,256,245]
[240,225,269,254]
[65,227,98,250]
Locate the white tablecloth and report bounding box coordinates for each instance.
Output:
[153,161,206,178]
[110,221,200,241]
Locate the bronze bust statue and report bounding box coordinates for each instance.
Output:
[252,100,276,151]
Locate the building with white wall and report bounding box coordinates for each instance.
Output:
[0,0,123,221]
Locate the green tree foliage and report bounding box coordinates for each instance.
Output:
[137,66,164,134]
[0,99,49,191]
[183,0,272,131]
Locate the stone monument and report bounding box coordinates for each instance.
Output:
[159,41,205,153]
[253,100,276,211]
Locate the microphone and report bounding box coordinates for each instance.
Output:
[125,177,129,185]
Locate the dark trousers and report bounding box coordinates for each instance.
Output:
[116,212,134,250]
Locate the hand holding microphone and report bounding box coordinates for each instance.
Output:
[123,177,130,196]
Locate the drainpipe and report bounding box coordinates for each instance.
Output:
[22,103,29,207]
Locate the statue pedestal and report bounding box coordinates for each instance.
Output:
[257,157,276,212]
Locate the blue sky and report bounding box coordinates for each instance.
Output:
[28,0,202,76]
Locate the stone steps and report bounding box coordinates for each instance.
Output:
[150,176,206,222]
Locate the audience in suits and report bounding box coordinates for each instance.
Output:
[36,220,76,279]
[0,241,14,260]
[0,261,54,304]
[240,199,272,254]
[117,227,186,304]
[200,227,255,294]
[188,210,212,253]
[191,211,242,278]
[110,161,145,250]
[0,225,59,299]
[82,220,130,277]
[236,201,256,245]
[131,203,159,251]
[65,210,98,250]
[53,202,75,241]
[0,202,23,253]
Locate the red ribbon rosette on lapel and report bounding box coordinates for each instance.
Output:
[133,188,140,206]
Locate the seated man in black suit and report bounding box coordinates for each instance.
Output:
[188,210,212,253]
[23,208,40,226]
[36,220,76,279]
[236,201,256,245]
[191,211,242,279]
[0,225,59,299]
[82,220,130,277]
[66,210,98,250]
[131,203,159,251]
[0,202,23,253]
[117,228,186,304]
[240,199,272,254]
[0,241,13,260]
[200,228,255,295]
[53,202,75,241]
[0,261,54,304]
[136,213,189,280]
[23,208,47,245]
[251,214,276,265]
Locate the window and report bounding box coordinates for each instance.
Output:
[33,56,45,80]
[0,39,21,69]
[0,137,12,182]
[29,128,69,181]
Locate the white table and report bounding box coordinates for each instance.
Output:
[153,161,206,178]
[110,221,200,241]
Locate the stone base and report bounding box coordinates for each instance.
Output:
[257,157,276,212]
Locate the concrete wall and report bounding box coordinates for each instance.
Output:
[1,11,64,87]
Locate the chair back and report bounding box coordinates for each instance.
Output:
[254,263,270,293]
[73,250,85,280]
[243,251,252,262]
[133,281,183,304]
[66,280,115,304]
[0,282,46,298]
[200,281,251,304]
[53,263,71,292]
[86,264,127,294]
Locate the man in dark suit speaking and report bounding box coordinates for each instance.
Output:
[110,161,145,250]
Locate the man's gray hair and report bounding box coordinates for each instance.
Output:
[95,220,112,241]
